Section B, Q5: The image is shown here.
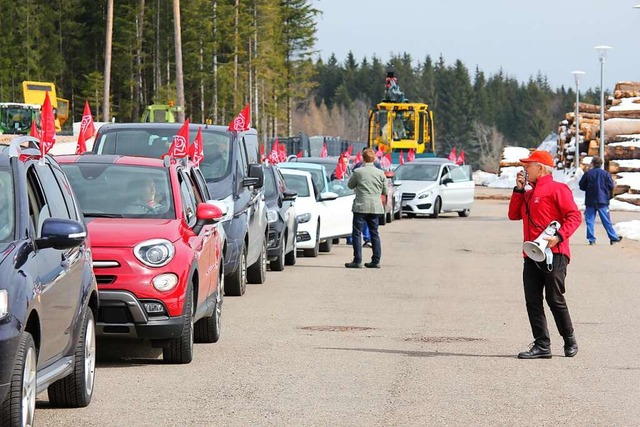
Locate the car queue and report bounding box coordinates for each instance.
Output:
[0,125,475,426]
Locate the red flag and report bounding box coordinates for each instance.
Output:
[447,147,457,162]
[355,151,363,165]
[407,148,415,162]
[269,139,280,164]
[260,145,266,162]
[381,153,392,169]
[346,144,353,157]
[166,119,190,158]
[278,141,288,163]
[335,154,348,180]
[76,100,96,155]
[296,150,303,158]
[228,104,251,132]
[39,92,56,157]
[320,142,328,158]
[456,150,465,165]
[189,127,204,166]
[29,120,41,140]
[399,150,405,165]
[375,148,384,158]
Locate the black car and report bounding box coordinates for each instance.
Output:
[263,165,297,271]
[0,138,99,426]
[92,123,268,297]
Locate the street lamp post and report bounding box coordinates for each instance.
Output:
[594,45,612,169]
[571,71,585,171]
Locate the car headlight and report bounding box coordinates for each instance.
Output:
[152,273,179,292]
[267,209,278,224]
[0,290,8,320]
[134,239,175,268]
[296,213,312,223]
[418,191,432,199]
[218,195,235,222]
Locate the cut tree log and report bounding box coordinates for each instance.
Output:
[604,118,640,136]
[574,102,601,114]
[614,81,640,92]
[605,144,640,160]
[614,90,640,99]
[612,184,630,196]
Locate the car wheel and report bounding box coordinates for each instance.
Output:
[195,264,223,343]
[430,197,441,219]
[332,238,340,244]
[386,210,393,223]
[270,235,286,272]
[319,237,333,253]
[458,209,471,217]
[406,212,416,219]
[394,206,402,220]
[247,238,267,284]
[379,212,387,226]
[303,222,320,257]
[285,237,297,266]
[163,287,194,364]
[225,244,247,296]
[48,308,96,408]
[0,333,37,426]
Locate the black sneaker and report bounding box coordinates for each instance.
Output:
[610,236,623,245]
[344,261,362,269]
[364,262,380,269]
[589,241,596,246]
[517,343,552,359]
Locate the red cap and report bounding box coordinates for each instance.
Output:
[519,150,554,167]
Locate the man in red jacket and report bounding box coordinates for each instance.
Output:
[508,150,582,359]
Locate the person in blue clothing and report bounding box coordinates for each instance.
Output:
[578,156,623,245]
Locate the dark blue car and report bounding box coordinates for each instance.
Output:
[263,165,297,271]
[0,138,99,426]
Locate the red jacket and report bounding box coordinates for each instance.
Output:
[508,174,582,261]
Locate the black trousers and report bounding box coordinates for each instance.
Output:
[523,254,574,347]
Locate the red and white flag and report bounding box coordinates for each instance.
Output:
[39,92,56,158]
[278,142,288,163]
[346,144,353,157]
[456,150,465,165]
[269,139,280,164]
[335,155,347,180]
[375,148,384,158]
[354,151,363,165]
[166,119,190,158]
[399,150,405,165]
[407,148,415,162]
[29,120,41,140]
[320,142,328,158]
[228,104,251,132]
[189,127,204,166]
[296,150,303,158]
[447,147,457,162]
[260,145,266,163]
[76,100,96,155]
[381,153,392,169]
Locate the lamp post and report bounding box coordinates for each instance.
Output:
[594,45,612,169]
[571,71,585,171]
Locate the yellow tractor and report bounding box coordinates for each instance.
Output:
[22,81,70,132]
[368,68,435,158]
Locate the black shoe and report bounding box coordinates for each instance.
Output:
[344,261,362,269]
[610,236,623,245]
[589,241,596,246]
[517,343,552,359]
[564,336,578,357]
[364,262,380,269]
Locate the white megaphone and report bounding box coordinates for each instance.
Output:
[523,221,561,263]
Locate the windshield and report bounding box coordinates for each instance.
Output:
[0,168,14,243]
[282,174,310,198]
[61,163,175,219]
[286,166,325,192]
[94,128,232,182]
[394,164,440,181]
[0,106,36,134]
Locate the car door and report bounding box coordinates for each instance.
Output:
[29,164,84,363]
[438,165,455,211]
[448,165,475,209]
[275,169,296,250]
[240,137,265,264]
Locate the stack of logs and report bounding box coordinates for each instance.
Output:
[557,81,640,207]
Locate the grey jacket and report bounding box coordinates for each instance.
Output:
[348,163,387,214]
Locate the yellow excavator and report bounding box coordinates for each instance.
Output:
[367,67,435,158]
[22,81,70,132]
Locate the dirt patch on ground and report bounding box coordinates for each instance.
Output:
[403,335,487,343]
[299,326,375,332]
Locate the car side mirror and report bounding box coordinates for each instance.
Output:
[442,177,453,185]
[393,180,403,187]
[319,191,338,201]
[35,218,86,250]
[384,171,395,179]
[193,202,223,234]
[282,190,297,201]
[243,163,264,188]
[206,200,228,217]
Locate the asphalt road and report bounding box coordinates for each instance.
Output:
[36,197,640,426]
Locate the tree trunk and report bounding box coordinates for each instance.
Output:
[133,0,145,122]
[213,0,218,123]
[233,0,239,112]
[173,0,185,122]
[103,0,114,122]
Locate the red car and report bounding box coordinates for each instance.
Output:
[58,154,224,364]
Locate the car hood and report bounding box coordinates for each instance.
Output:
[397,180,438,194]
[86,218,182,248]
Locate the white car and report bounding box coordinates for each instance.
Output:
[280,168,342,257]
[395,158,474,218]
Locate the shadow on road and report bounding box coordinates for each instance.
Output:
[319,346,514,359]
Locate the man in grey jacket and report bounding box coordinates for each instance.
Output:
[345,148,388,268]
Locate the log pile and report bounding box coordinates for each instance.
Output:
[556,81,640,208]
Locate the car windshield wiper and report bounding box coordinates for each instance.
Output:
[83,212,124,218]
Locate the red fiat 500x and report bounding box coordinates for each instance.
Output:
[58,154,224,364]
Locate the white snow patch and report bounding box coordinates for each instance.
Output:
[615,172,640,191]
[609,97,640,112]
[614,220,640,240]
[502,146,531,163]
[473,170,498,186]
[611,159,640,168]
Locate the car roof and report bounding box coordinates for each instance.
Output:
[0,152,9,168]
[279,168,312,178]
[96,122,257,136]
[55,153,168,168]
[409,157,452,165]
[279,162,324,170]
[292,157,338,164]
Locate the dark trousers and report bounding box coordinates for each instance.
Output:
[523,254,574,347]
[352,213,381,264]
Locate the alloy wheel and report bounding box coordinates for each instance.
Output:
[84,317,96,396]
[22,346,37,427]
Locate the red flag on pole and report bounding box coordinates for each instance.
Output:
[76,100,96,155]
[407,148,415,162]
[166,119,190,158]
[269,139,280,164]
[29,120,41,140]
[320,142,328,158]
[346,144,353,157]
[447,147,457,162]
[355,151,363,165]
[335,155,346,180]
[456,150,465,165]
[278,141,288,163]
[399,150,405,165]
[381,153,392,169]
[260,144,266,162]
[228,104,251,132]
[375,148,384,158]
[189,127,204,166]
[39,92,56,158]
[296,150,303,158]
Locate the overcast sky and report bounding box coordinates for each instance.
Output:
[312,0,640,92]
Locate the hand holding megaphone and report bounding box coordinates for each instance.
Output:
[523,221,561,263]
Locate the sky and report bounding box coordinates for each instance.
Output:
[311,0,640,91]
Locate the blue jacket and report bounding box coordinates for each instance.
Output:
[579,167,614,206]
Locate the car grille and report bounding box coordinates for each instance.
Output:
[417,203,432,210]
[99,305,133,324]
[297,232,311,242]
[402,193,416,200]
